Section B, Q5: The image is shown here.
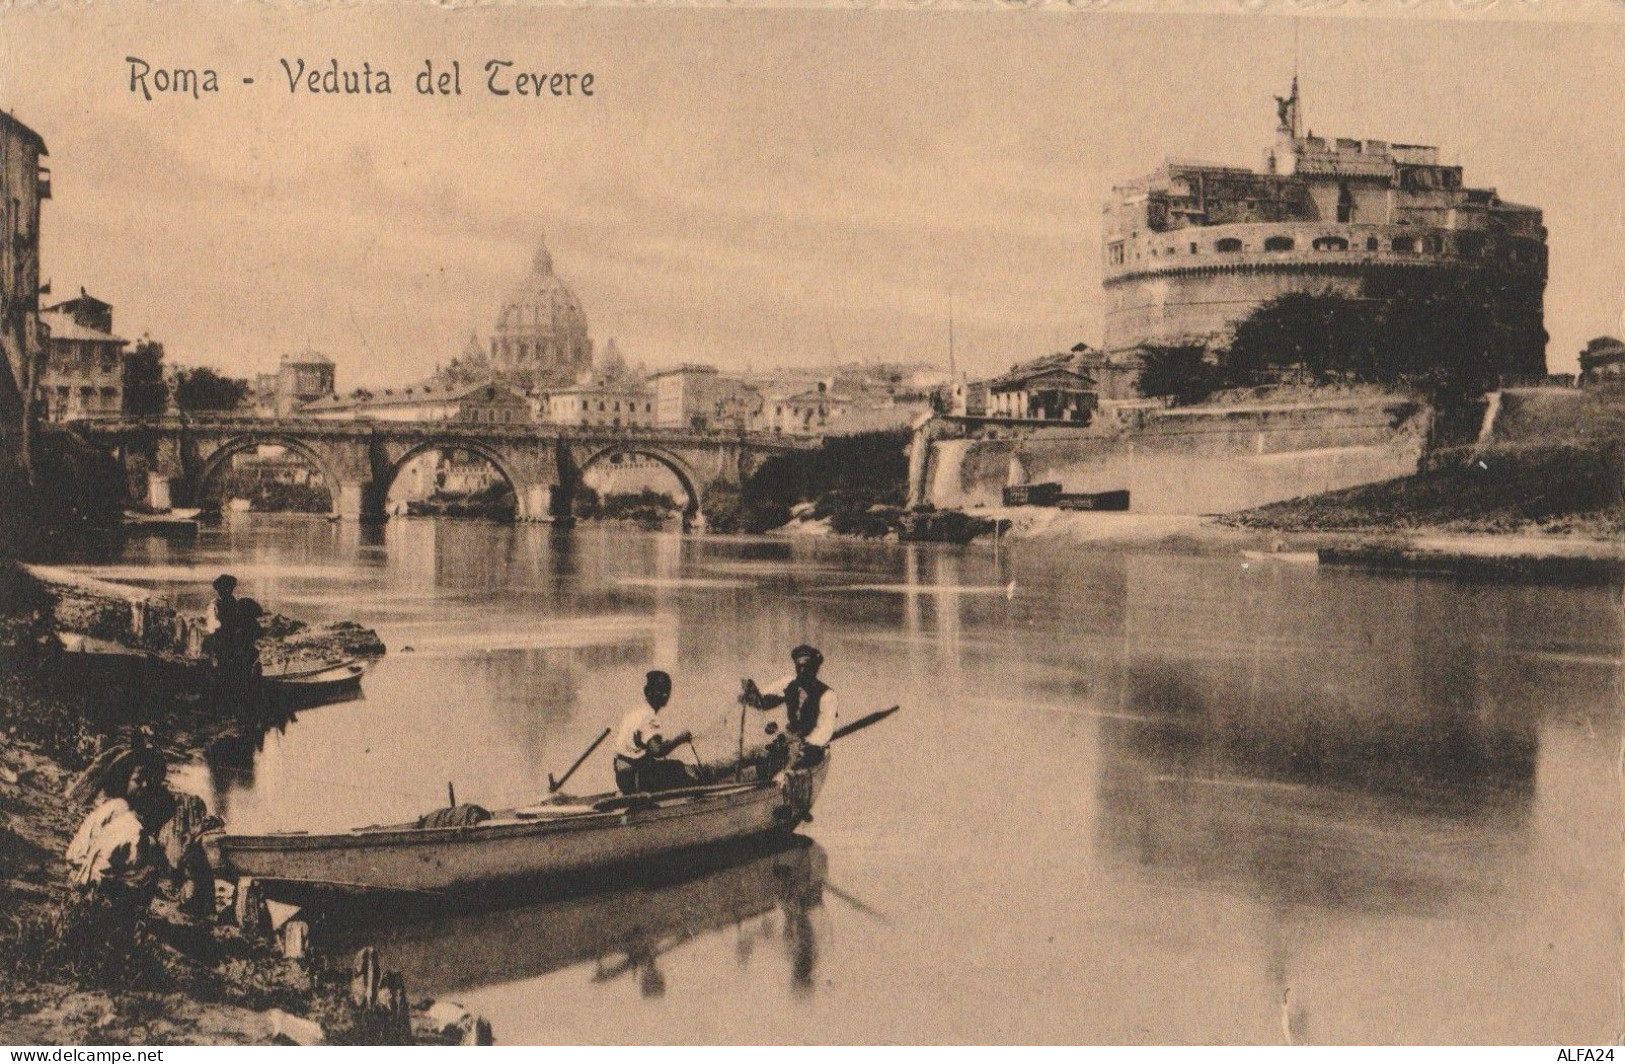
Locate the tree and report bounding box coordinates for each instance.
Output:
[1136,344,1223,405]
[1223,290,1379,386]
[122,336,168,416]
[171,366,249,412]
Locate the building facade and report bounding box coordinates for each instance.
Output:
[38,290,127,421]
[0,112,50,472]
[489,240,593,388]
[756,381,854,435]
[1578,337,1625,386]
[649,364,760,430]
[301,379,533,423]
[254,350,335,417]
[1101,82,1548,380]
[984,352,1097,422]
[543,381,655,428]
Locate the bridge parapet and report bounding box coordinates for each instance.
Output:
[74,415,819,521]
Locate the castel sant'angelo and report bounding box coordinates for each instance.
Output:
[1101,82,1549,377]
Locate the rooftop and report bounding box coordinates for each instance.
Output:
[40,311,124,345]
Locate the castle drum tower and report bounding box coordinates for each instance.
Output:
[1101,81,1548,381]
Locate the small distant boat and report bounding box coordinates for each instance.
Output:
[1055,489,1130,512]
[1241,549,1320,566]
[120,510,200,534]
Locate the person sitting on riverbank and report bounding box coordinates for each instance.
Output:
[65,746,178,942]
[613,671,694,795]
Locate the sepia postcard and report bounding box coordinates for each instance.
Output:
[0,0,1621,1048]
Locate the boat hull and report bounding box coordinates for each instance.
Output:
[214,761,827,896]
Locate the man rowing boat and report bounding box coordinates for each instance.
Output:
[741,644,838,771]
[613,670,696,795]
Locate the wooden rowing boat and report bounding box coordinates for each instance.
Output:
[262,660,366,708]
[209,758,829,897]
[55,632,366,710]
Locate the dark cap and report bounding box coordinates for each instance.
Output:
[213,574,238,594]
[645,670,671,686]
[790,644,822,665]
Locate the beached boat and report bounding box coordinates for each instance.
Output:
[262,660,367,708]
[210,760,829,897]
[55,632,366,709]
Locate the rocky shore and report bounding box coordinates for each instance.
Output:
[0,564,485,1046]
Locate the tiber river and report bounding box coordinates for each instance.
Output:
[68,516,1621,1044]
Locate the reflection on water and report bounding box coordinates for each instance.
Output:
[88,517,1623,1043]
[338,838,828,1001]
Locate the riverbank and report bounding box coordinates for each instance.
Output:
[770,499,1625,582]
[0,564,478,1045]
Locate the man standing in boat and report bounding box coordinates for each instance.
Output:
[742,644,838,771]
[613,670,695,795]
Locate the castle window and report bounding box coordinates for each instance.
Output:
[1107,242,1125,266]
[1421,235,1443,254]
[1263,236,1294,252]
[1189,243,1198,254]
[1215,238,1243,253]
[1391,237,1415,253]
[1312,236,1349,252]
[1367,238,1380,251]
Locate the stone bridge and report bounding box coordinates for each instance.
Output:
[75,416,817,522]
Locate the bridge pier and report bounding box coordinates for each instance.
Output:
[519,484,555,523]
[335,481,370,520]
[145,472,173,511]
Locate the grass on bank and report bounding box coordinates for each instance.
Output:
[1225,442,1625,536]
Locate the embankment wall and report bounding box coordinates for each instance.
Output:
[916,397,1430,515]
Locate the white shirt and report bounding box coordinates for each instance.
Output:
[770,675,839,748]
[66,797,160,888]
[615,705,665,760]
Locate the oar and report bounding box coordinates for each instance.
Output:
[548,727,612,794]
[824,881,893,925]
[831,706,899,743]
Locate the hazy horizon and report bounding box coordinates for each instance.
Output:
[3,5,1621,387]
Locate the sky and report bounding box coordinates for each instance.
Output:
[2,3,1622,387]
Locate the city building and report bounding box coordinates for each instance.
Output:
[948,379,988,417]
[543,380,655,428]
[755,381,854,435]
[984,352,1097,422]
[488,239,593,388]
[252,350,336,417]
[649,364,760,430]
[1578,337,1625,386]
[301,379,533,423]
[1102,81,1548,382]
[0,111,50,470]
[233,446,320,487]
[37,289,128,421]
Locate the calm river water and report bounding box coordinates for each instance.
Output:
[70,516,1622,1043]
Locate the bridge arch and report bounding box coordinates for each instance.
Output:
[576,446,703,518]
[194,434,344,515]
[383,437,530,520]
